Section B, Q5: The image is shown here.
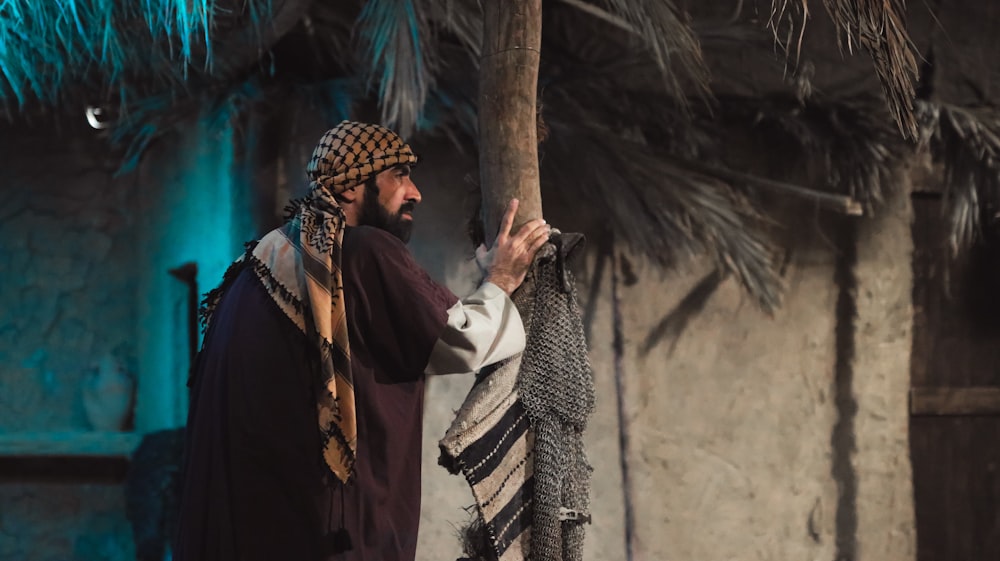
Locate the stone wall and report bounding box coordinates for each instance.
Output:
[0,122,140,561]
[0,122,139,432]
[0,114,247,560]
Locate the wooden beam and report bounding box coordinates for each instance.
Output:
[674,157,865,216]
[479,0,544,245]
[910,387,1000,416]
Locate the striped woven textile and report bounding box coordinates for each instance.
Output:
[441,237,594,561]
[439,354,534,561]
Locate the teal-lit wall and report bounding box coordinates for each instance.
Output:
[0,121,142,561]
[0,113,252,560]
[133,114,252,432]
[0,126,140,432]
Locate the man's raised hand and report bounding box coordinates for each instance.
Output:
[486,199,551,296]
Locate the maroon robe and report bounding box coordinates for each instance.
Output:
[175,225,458,561]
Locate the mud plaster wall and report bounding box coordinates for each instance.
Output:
[608,186,915,560]
[853,170,916,559]
[619,234,841,560]
[132,117,253,432]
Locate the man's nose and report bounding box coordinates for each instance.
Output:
[407,180,422,204]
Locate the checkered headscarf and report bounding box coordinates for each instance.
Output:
[203,121,417,483]
[307,120,419,195]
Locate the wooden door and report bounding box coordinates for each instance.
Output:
[910,194,1000,561]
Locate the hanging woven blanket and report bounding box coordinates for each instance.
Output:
[440,235,595,561]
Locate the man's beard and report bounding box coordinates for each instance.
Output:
[358,182,414,243]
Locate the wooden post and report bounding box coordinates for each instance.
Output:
[479,0,544,246]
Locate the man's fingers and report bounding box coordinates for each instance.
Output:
[528,227,551,254]
[511,218,547,244]
[523,222,550,248]
[497,199,519,242]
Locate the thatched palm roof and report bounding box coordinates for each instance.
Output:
[2,0,999,310]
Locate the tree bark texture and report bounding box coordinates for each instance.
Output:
[479,0,544,246]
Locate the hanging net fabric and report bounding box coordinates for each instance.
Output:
[440,234,596,561]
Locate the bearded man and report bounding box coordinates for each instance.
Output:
[174,121,549,561]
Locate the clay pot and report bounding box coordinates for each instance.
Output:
[82,354,135,432]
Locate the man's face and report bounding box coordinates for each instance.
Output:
[357,164,422,243]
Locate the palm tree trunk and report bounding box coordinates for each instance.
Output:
[478,0,544,245]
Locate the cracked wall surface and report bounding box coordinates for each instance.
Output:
[0,123,139,561]
[0,124,139,432]
[0,116,245,560]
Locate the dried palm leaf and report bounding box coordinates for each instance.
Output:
[355,0,437,137]
[110,76,268,173]
[541,114,783,311]
[677,157,864,215]
[717,93,905,214]
[426,0,483,62]
[0,0,281,112]
[918,101,1000,254]
[768,0,919,139]
[553,0,711,104]
[541,23,891,217]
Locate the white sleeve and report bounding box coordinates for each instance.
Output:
[424,282,526,375]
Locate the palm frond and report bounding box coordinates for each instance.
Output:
[303,2,358,69]
[768,0,919,139]
[542,116,783,311]
[717,93,906,215]
[827,0,919,139]
[676,157,864,216]
[0,0,284,114]
[693,20,773,50]
[110,92,179,174]
[408,40,479,150]
[542,30,899,218]
[555,0,710,104]
[355,0,436,136]
[919,102,1000,253]
[110,76,268,174]
[426,0,482,62]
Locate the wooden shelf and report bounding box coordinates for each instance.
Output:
[0,431,143,481]
[0,431,141,458]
